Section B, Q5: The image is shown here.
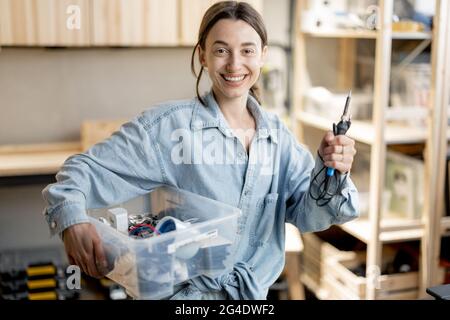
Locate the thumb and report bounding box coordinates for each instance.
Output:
[324,131,334,143]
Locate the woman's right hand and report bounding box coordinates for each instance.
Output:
[63,223,109,278]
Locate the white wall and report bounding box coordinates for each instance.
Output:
[0,47,196,144]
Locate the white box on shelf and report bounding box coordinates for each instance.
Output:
[88,186,240,300]
[351,146,423,220]
[385,151,424,220]
[304,87,372,121]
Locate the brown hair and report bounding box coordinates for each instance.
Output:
[190,1,268,106]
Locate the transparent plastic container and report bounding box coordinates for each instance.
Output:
[88,186,240,300]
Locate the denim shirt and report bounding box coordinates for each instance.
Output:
[42,90,359,300]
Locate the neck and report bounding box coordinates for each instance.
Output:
[212,89,252,127]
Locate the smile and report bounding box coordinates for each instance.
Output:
[221,74,247,82]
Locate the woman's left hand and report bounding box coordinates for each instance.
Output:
[318,131,356,174]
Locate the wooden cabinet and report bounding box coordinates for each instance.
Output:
[0,0,90,46]
[0,0,177,46]
[0,0,39,45]
[0,0,264,47]
[38,0,90,46]
[90,0,178,46]
[179,0,219,46]
[179,0,263,46]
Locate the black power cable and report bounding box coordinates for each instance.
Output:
[309,91,352,207]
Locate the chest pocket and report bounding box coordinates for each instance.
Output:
[250,193,279,247]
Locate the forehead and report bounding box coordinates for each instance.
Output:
[206,19,262,46]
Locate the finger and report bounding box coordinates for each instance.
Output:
[324,131,334,143]
[323,153,345,162]
[93,237,109,276]
[327,135,355,146]
[323,145,356,155]
[318,131,334,157]
[81,240,102,278]
[322,145,344,156]
[72,255,88,276]
[85,255,102,279]
[324,153,354,164]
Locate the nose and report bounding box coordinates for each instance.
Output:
[226,52,243,72]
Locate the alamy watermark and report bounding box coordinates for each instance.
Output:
[66,265,81,290]
[366,264,381,290]
[170,128,280,176]
[66,5,81,30]
[365,5,379,30]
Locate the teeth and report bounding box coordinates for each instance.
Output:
[223,75,245,82]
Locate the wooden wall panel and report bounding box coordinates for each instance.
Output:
[91,0,178,46]
[1,0,262,47]
[179,0,263,46]
[0,0,90,46]
[0,0,39,45]
[36,0,90,46]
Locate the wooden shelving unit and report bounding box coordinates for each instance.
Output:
[293,0,450,299]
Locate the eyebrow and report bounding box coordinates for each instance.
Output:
[212,40,257,47]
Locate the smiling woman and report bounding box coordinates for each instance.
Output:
[191,1,267,107]
[200,19,266,102]
[42,0,359,301]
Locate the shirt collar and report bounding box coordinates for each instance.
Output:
[190,90,278,144]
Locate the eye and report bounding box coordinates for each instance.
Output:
[214,48,229,56]
[242,48,256,56]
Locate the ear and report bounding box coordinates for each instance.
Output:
[198,46,207,68]
[260,45,268,68]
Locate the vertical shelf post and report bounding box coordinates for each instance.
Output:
[366,0,392,300]
[292,0,308,142]
[422,0,450,295]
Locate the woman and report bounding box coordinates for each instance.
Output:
[42,1,358,300]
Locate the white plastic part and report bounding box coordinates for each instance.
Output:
[107,208,129,235]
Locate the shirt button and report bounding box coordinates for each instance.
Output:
[238,151,245,158]
[244,190,250,196]
[50,221,57,229]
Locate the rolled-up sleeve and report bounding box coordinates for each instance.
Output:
[42,115,165,237]
[284,139,359,233]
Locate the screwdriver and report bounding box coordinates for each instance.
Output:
[326,90,352,177]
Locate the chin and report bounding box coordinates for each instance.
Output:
[219,87,251,100]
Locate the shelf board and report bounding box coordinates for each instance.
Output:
[340,216,450,245]
[392,32,432,40]
[301,29,431,40]
[339,218,424,243]
[297,111,428,145]
[302,29,377,39]
[0,142,81,177]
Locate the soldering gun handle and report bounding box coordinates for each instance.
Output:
[333,120,351,136]
[326,119,352,177]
